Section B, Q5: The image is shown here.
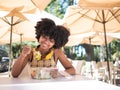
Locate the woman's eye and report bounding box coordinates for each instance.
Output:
[42,36,47,39]
[50,39,55,43]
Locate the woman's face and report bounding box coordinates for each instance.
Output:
[39,36,55,50]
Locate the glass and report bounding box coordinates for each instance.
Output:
[29,66,58,80]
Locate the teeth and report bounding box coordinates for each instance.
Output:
[41,43,47,47]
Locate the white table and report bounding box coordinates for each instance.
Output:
[0,75,120,90]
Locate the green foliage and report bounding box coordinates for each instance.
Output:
[110,39,120,54]
[45,0,74,19]
[109,39,120,61]
[112,51,120,61]
[12,43,20,58]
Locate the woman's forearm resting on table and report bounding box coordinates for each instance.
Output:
[11,54,28,77]
[65,66,76,75]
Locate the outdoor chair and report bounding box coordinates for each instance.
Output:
[72,60,85,75]
[96,61,113,82]
[85,61,97,78]
[112,66,120,86]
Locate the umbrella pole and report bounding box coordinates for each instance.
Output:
[8,16,13,77]
[20,33,23,52]
[89,37,93,76]
[102,10,111,83]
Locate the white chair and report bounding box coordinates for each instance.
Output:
[72,60,85,75]
[85,61,97,78]
[112,66,120,85]
[96,61,113,82]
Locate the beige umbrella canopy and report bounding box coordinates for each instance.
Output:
[81,33,113,45]
[66,32,94,46]
[0,7,36,45]
[66,32,113,46]
[0,20,36,44]
[63,5,120,34]
[78,0,120,9]
[0,0,51,13]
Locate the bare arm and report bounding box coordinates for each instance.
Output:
[11,46,32,77]
[55,49,75,75]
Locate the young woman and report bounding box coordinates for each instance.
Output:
[11,18,75,78]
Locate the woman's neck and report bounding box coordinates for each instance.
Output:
[39,47,51,57]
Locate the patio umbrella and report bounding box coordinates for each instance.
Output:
[0,0,51,13]
[0,8,36,76]
[78,0,120,82]
[63,5,120,82]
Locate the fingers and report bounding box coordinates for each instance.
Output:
[22,46,32,55]
[50,69,58,78]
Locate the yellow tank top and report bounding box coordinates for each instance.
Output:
[30,48,56,67]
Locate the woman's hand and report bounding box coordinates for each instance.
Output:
[50,68,58,78]
[22,46,32,55]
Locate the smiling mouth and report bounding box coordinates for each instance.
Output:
[41,43,47,47]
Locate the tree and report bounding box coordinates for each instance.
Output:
[45,0,74,19]
[110,39,120,61]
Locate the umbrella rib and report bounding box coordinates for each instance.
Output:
[104,9,113,22]
[78,9,120,24]
[0,30,10,39]
[96,10,114,23]
[94,10,103,22]
[31,0,38,8]
[65,9,90,26]
[13,18,24,26]
[1,17,11,25]
[79,9,102,23]
[108,9,120,24]
[1,16,25,26]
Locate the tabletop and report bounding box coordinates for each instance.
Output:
[0,75,120,90]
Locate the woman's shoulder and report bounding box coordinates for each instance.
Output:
[54,48,63,53]
[54,48,65,58]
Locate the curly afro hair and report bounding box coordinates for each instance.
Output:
[35,18,70,49]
